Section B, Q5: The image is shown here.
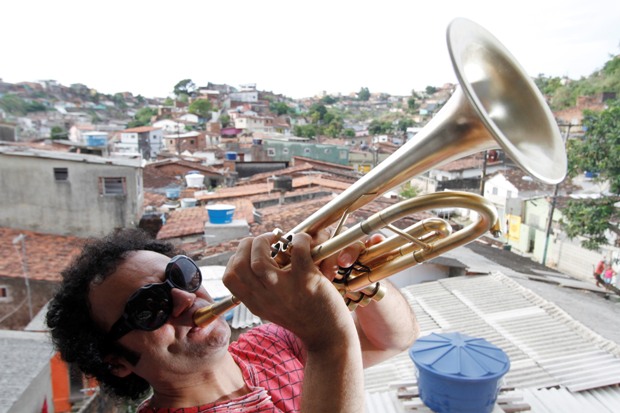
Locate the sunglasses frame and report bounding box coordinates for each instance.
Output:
[106,255,202,341]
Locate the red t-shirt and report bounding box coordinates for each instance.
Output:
[595,261,606,275]
[138,324,305,413]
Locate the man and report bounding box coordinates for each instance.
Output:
[47,228,417,412]
[594,258,606,287]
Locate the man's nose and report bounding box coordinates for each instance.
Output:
[170,287,196,318]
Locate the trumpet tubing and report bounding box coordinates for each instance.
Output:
[193,18,567,328]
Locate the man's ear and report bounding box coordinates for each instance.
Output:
[103,354,133,378]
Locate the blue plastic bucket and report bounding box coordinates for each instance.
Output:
[166,187,180,199]
[206,204,235,224]
[409,332,510,413]
[225,151,237,160]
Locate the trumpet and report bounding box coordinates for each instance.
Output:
[193,18,567,325]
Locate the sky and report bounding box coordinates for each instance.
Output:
[2,0,619,100]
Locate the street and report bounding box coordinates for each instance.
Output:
[454,240,620,345]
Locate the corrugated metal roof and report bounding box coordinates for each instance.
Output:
[0,330,53,413]
[201,265,262,330]
[364,272,620,412]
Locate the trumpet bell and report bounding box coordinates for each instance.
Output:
[448,18,566,184]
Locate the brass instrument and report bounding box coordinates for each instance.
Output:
[193,18,567,325]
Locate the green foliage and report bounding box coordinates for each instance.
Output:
[562,100,620,249]
[0,94,48,115]
[425,86,437,95]
[396,118,414,132]
[294,124,319,139]
[357,87,370,101]
[399,182,420,199]
[537,55,620,110]
[113,93,127,109]
[220,114,231,128]
[407,96,417,111]
[320,95,338,105]
[368,119,392,135]
[270,101,292,116]
[127,107,157,128]
[562,197,619,250]
[188,99,213,118]
[50,126,68,140]
[173,79,196,97]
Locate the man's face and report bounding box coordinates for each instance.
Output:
[88,250,231,383]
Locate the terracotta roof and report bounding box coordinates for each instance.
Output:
[0,228,85,282]
[488,168,577,193]
[195,175,351,202]
[437,154,485,172]
[241,163,315,184]
[157,198,255,241]
[157,207,210,240]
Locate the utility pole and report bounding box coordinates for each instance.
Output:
[542,123,572,266]
[12,234,33,321]
[479,151,488,196]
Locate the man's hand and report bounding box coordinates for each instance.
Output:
[222,232,358,350]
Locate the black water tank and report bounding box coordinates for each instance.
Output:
[272,176,293,192]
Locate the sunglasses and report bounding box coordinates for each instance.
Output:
[107,255,202,341]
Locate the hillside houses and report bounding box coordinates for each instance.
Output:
[2,76,620,412]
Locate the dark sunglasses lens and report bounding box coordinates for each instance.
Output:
[168,257,201,291]
[127,285,172,330]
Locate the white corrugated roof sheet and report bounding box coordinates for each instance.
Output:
[364,272,620,412]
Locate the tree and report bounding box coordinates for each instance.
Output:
[127,107,157,128]
[425,86,438,95]
[358,87,370,101]
[173,79,196,98]
[399,182,420,199]
[50,126,68,140]
[188,99,213,119]
[270,101,292,116]
[562,100,620,250]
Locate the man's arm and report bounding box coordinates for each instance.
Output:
[322,233,419,368]
[352,280,419,367]
[223,232,365,413]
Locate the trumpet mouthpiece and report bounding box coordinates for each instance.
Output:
[193,295,241,327]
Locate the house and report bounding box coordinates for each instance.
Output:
[0,145,143,238]
[115,126,164,160]
[483,168,568,242]
[506,195,620,280]
[143,158,225,190]
[259,139,350,165]
[152,118,186,134]
[162,131,206,154]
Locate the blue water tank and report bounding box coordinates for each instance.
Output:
[409,332,510,413]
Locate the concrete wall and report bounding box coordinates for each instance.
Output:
[9,364,53,413]
[0,151,143,237]
[0,277,58,330]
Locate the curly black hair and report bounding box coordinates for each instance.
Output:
[46,228,179,401]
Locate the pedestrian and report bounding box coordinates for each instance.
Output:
[594,258,607,287]
[603,264,616,285]
[46,228,418,412]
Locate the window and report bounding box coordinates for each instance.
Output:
[492,187,498,195]
[99,177,127,196]
[282,148,289,155]
[54,167,68,181]
[304,148,311,155]
[0,286,9,302]
[267,148,276,157]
